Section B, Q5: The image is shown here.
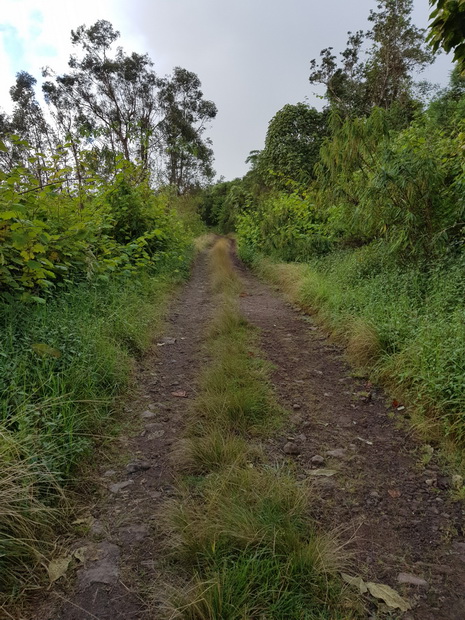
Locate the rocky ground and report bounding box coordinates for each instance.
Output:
[33,246,465,620]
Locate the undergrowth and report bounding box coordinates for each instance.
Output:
[165,238,357,619]
[0,251,191,607]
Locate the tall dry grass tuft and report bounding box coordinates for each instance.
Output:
[0,429,66,601]
[209,238,241,295]
[345,318,381,367]
[194,233,216,253]
[255,258,307,301]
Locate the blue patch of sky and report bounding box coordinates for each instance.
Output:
[29,9,43,38]
[30,10,57,58]
[0,23,26,73]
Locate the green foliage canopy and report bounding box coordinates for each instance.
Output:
[259,104,328,189]
[428,0,465,68]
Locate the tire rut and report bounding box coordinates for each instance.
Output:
[235,256,465,619]
[35,253,214,620]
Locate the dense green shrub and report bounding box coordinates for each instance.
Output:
[0,161,190,301]
[237,192,332,262]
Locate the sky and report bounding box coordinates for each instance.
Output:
[0,0,455,181]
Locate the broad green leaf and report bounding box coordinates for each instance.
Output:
[31,343,61,358]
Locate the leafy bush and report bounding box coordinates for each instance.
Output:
[0,143,195,602]
[0,162,190,301]
[237,192,332,262]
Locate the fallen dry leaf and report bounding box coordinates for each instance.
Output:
[356,436,373,445]
[366,582,411,612]
[47,555,72,582]
[341,573,368,594]
[171,390,187,398]
[73,547,88,563]
[31,343,61,358]
[388,489,401,498]
[309,469,338,477]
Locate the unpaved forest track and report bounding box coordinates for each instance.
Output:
[36,244,465,620]
[233,253,465,620]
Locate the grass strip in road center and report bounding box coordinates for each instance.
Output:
[164,238,358,619]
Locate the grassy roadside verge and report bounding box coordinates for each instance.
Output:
[239,243,465,469]
[164,238,356,619]
[0,253,191,609]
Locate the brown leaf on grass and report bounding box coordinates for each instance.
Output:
[31,343,61,358]
[171,390,187,398]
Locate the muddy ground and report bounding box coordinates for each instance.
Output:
[33,246,465,620]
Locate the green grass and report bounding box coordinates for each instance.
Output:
[0,272,182,478]
[174,428,255,474]
[0,254,190,604]
[171,547,353,620]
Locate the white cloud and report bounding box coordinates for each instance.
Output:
[0,0,136,111]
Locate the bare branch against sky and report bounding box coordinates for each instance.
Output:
[0,0,454,180]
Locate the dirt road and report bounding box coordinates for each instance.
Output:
[36,244,465,620]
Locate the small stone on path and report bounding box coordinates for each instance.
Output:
[326,448,347,459]
[157,337,177,346]
[141,410,156,419]
[126,461,151,474]
[77,541,120,588]
[109,480,134,494]
[397,572,428,587]
[284,442,300,455]
[311,455,325,465]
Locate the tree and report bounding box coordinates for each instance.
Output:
[157,67,217,192]
[428,0,465,69]
[43,20,159,177]
[43,21,217,191]
[1,72,56,184]
[310,0,434,117]
[309,32,369,117]
[365,0,434,109]
[260,103,328,189]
